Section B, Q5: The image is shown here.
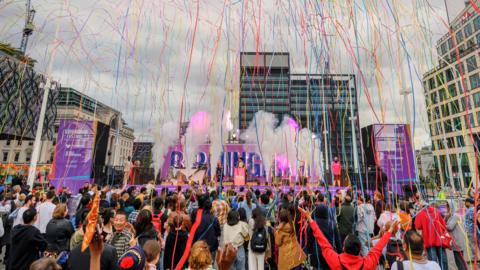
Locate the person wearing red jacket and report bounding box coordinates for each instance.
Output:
[414,205,449,270]
[299,207,399,270]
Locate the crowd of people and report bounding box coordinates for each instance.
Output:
[0,180,478,270]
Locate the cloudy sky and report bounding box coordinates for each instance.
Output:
[0,0,465,148]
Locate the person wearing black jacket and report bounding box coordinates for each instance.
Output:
[163,215,189,270]
[10,207,47,270]
[307,204,342,269]
[45,203,74,252]
[191,193,221,258]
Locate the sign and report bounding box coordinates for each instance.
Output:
[50,120,96,190]
[160,144,319,180]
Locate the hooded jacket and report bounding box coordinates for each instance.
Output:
[414,206,446,248]
[10,224,47,270]
[307,204,342,269]
[45,217,75,252]
[309,220,391,270]
[275,222,306,270]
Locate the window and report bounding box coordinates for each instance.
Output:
[447,138,455,148]
[14,152,20,162]
[470,73,480,90]
[446,69,454,81]
[437,140,444,150]
[428,78,436,89]
[2,152,7,162]
[467,56,477,72]
[436,73,445,86]
[475,16,480,31]
[431,92,438,104]
[439,89,447,102]
[25,152,31,162]
[447,84,456,97]
[456,30,464,43]
[465,23,473,37]
[440,42,447,55]
[447,37,453,49]
[451,100,460,114]
[455,63,465,76]
[6,140,10,146]
[474,92,480,107]
[461,96,471,110]
[453,117,462,130]
[465,113,475,127]
[17,140,22,146]
[444,119,453,133]
[457,136,465,147]
[28,141,33,146]
[477,33,480,46]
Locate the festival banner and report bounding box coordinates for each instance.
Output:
[50,120,97,191]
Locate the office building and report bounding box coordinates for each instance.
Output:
[239,52,290,130]
[422,1,480,190]
[0,87,135,167]
[416,146,435,179]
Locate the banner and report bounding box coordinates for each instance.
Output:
[51,120,96,190]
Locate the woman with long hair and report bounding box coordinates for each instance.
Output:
[221,209,249,270]
[275,209,306,270]
[248,208,268,270]
[134,209,158,247]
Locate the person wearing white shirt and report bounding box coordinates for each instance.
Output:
[11,194,36,228]
[376,204,398,231]
[356,195,376,256]
[35,190,56,233]
[391,230,441,270]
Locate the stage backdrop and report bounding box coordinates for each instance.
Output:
[50,120,96,191]
[160,144,319,180]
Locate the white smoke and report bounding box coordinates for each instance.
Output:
[241,111,323,180]
[184,111,210,173]
[151,121,178,177]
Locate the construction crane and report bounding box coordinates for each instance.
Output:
[19,0,35,54]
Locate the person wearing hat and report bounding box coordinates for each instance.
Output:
[118,246,146,270]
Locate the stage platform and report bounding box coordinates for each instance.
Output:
[127,183,350,195]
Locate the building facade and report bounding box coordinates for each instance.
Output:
[415,146,435,179]
[239,52,290,130]
[0,87,135,167]
[238,52,361,175]
[422,1,480,190]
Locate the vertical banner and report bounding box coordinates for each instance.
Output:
[51,120,97,191]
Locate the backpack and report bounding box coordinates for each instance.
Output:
[250,227,267,253]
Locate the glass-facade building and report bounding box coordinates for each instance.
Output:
[422,2,480,191]
[290,74,360,172]
[239,52,290,130]
[239,52,361,175]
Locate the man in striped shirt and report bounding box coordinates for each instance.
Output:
[108,210,134,259]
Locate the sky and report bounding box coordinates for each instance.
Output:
[0,0,467,148]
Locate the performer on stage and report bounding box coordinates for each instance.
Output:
[123,156,132,187]
[234,157,246,186]
[332,156,342,187]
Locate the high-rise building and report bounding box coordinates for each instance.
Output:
[238,52,361,176]
[422,1,480,190]
[290,74,360,173]
[239,52,290,130]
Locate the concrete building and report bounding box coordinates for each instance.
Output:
[0,87,135,167]
[422,1,480,190]
[416,146,435,179]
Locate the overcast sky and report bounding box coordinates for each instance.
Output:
[0,0,466,148]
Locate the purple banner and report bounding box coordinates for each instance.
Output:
[372,124,416,182]
[51,120,96,190]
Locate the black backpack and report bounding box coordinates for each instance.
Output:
[250,227,267,253]
[384,239,406,269]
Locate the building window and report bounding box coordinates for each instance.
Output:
[451,100,460,114]
[25,152,31,162]
[475,16,480,31]
[436,73,445,86]
[447,84,456,97]
[441,103,450,117]
[28,141,33,146]
[447,37,453,49]
[465,23,473,37]
[17,140,22,146]
[474,92,480,107]
[465,113,475,128]
[430,92,438,103]
[457,136,465,147]
[2,152,7,162]
[471,74,480,90]
[456,30,464,43]
[14,152,20,162]
[453,117,462,131]
[428,78,435,89]
[444,119,453,133]
[6,140,10,146]
[467,56,477,72]
[439,89,447,102]
[446,69,454,82]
